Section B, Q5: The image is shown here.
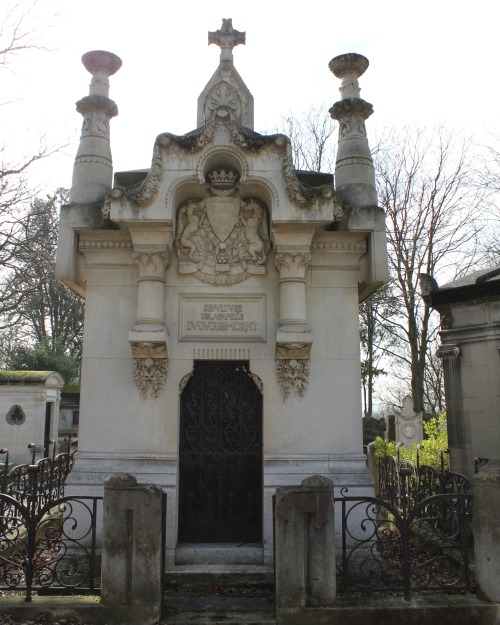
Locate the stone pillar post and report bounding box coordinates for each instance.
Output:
[129,227,172,399]
[273,228,314,400]
[70,50,122,204]
[101,473,166,621]
[275,475,335,622]
[472,460,500,602]
[329,53,377,208]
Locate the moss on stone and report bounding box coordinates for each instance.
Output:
[0,370,55,385]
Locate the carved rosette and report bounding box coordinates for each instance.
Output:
[275,342,311,401]
[131,341,168,399]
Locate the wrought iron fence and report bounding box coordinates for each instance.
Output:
[1,440,76,514]
[0,464,101,601]
[377,447,473,549]
[335,468,474,599]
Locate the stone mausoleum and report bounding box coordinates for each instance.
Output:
[56,20,387,567]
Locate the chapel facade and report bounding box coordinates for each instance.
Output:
[56,20,387,566]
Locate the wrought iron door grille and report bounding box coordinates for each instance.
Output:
[179,361,263,543]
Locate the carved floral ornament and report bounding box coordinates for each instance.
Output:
[131,341,168,399]
[133,249,171,280]
[275,358,310,401]
[175,168,270,285]
[275,342,311,401]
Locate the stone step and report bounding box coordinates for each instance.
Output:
[162,596,275,624]
[175,543,265,566]
[163,565,276,625]
[165,563,275,591]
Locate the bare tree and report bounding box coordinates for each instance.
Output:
[0,1,49,72]
[275,104,336,172]
[359,284,399,417]
[0,1,62,287]
[477,138,500,263]
[376,126,484,415]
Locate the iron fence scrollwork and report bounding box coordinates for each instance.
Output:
[0,462,101,600]
[336,465,474,600]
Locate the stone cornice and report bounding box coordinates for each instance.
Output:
[79,239,133,250]
[311,240,367,251]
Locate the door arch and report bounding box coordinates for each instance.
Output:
[178,360,263,543]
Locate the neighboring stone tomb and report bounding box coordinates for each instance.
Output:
[0,371,64,465]
[420,266,500,476]
[56,20,387,567]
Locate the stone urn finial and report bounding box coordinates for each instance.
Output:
[82,50,122,98]
[329,53,369,100]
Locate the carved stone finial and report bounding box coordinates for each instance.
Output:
[209,19,245,66]
[329,52,377,208]
[82,50,122,98]
[329,53,368,100]
[70,50,122,204]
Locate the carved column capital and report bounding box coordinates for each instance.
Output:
[133,249,171,282]
[437,344,461,359]
[274,250,311,281]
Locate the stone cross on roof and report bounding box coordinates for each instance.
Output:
[209,19,245,67]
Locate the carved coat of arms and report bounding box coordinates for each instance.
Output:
[175,168,270,285]
[206,196,240,242]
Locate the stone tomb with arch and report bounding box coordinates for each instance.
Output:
[56,21,387,567]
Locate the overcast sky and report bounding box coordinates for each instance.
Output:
[2,0,500,192]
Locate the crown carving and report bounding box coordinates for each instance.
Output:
[207,168,239,187]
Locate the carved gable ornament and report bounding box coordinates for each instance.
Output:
[175,168,270,285]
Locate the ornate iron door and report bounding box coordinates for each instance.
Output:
[178,361,263,543]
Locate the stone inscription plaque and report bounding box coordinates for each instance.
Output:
[179,295,266,342]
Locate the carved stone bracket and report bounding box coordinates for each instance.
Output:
[275,342,312,360]
[275,358,310,402]
[275,342,311,401]
[131,341,168,399]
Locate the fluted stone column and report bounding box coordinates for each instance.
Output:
[437,343,467,474]
[70,50,122,204]
[329,53,377,208]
